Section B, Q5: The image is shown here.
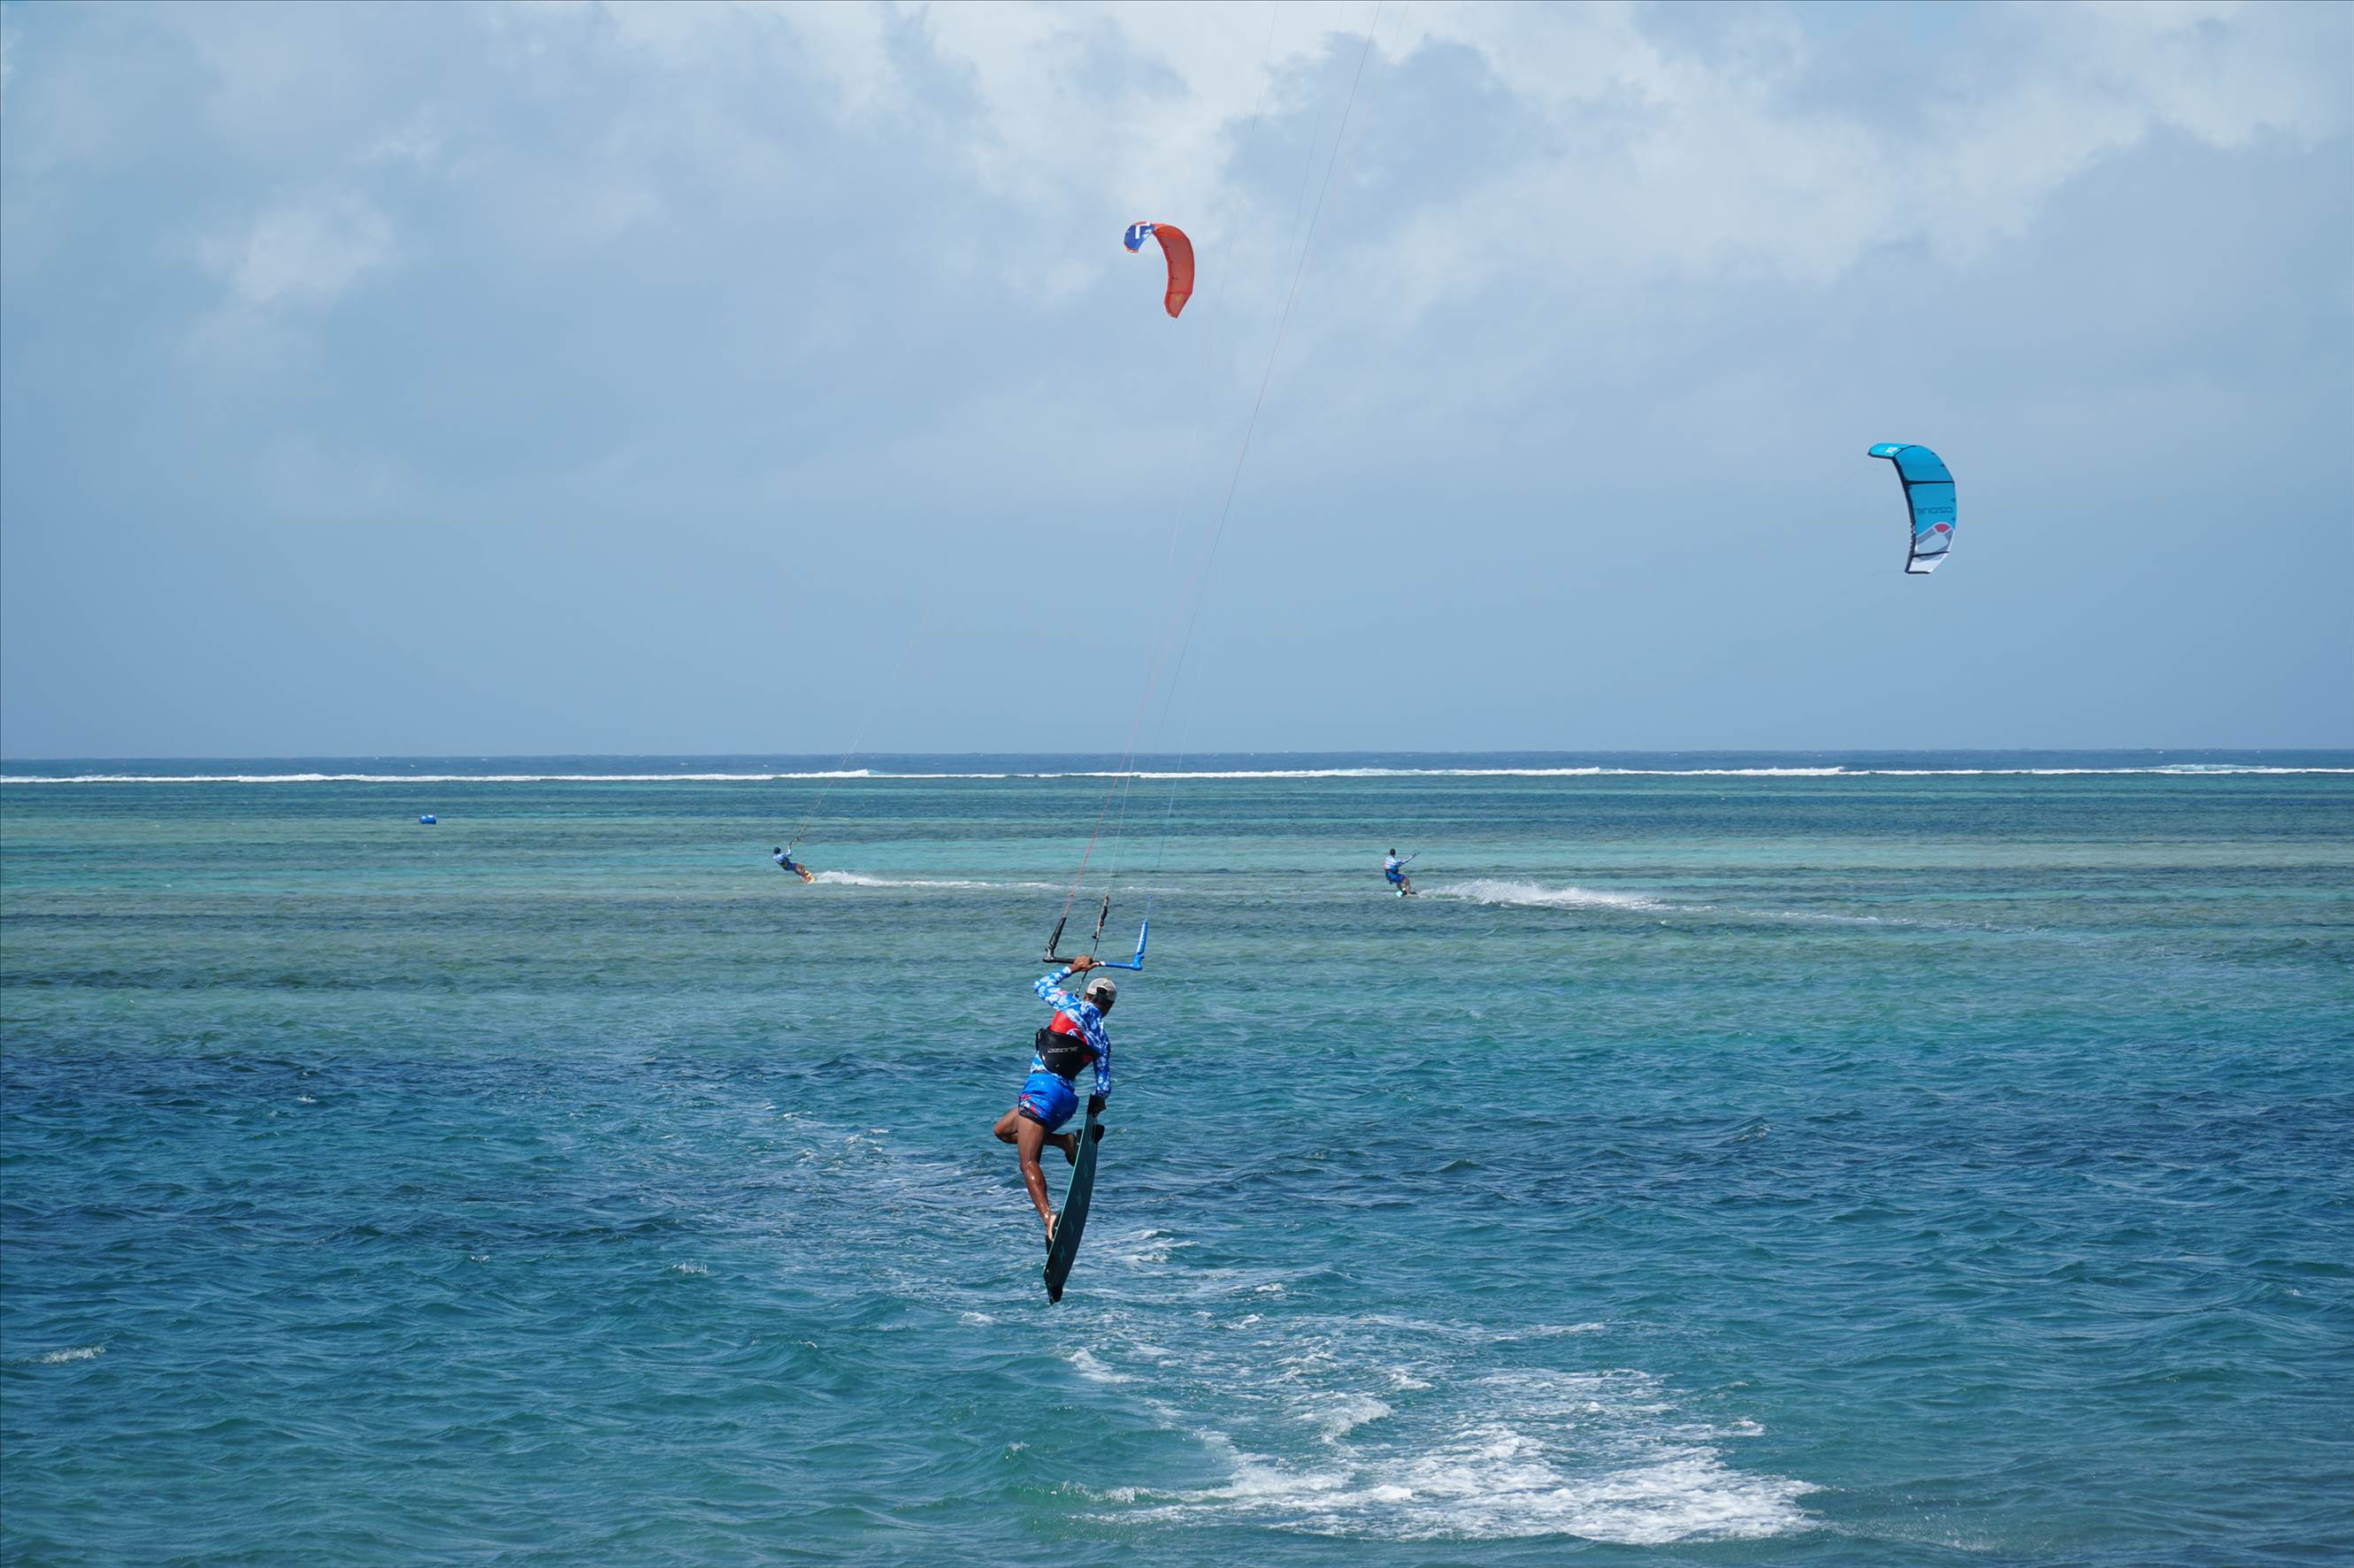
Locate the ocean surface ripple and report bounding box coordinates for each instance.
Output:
[4,754,2350,1565]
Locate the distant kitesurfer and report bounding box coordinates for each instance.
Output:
[1384,849,1417,898]
[993,954,1115,1243]
[771,845,814,883]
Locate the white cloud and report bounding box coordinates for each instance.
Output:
[4,0,2346,752]
[363,106,451,171]
[1347,1,2350,300]
[203,188,395,309]
[763,0,902,117]
[714,0,2349,300]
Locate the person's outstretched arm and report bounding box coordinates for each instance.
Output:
[1035,954,1100,1021]
[1034,963,1078,1012]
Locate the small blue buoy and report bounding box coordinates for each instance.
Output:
[418,814,437,825]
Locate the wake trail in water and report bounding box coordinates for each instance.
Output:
[809,872,1057,892]
[11,1345,106,1366]
[1424,880,1673,914]
[1422,879,1930,929]
[1052,1281,1815,1547]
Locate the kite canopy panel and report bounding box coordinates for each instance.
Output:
[1123,221,1195,318]
[1867,442,1957,575]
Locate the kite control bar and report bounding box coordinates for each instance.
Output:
[1041,894,1149,973]
[1095,915,1149,972]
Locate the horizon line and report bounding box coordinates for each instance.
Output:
[6,744,2354,767]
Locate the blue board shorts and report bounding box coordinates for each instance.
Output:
[1385,868,1405,884]
[1017,1071,1079,1132]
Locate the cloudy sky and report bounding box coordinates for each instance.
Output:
[3,1,2348,758]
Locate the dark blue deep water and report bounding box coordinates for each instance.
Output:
[4,753,2350,1565]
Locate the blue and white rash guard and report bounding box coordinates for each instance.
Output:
[1032,967,1112,1101]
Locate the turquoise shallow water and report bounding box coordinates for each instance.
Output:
[4,753,2351,1566]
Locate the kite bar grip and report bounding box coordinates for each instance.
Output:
[1039,915,1146,970]
[1093,918,1148,972]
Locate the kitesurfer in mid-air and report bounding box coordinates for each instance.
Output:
[771,845,814,883]
[1384,849,1417,897]
[993,954,1114,1243]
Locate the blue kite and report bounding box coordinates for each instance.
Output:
[1867,443,1957,575]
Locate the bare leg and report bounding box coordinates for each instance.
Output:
[1015,1119,1058,1239]
[993,1106,1058,1238]
[995,1107,1077,1162]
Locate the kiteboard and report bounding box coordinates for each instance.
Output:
[1042,1106,1106,1304]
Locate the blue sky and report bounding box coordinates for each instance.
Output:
[3,1,2348,758]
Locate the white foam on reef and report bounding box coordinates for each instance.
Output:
[9,763,2347,784]
[1012,764,2354,779]
[1863,763,2354,776]
[0,770,891,784]
[1426,880,1670,913]
[24,1345,104,1365]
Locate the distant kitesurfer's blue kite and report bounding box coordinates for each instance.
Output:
[1867,443,1957,575]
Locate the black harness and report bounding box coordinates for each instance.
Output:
[1034,1024,1099,1081]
